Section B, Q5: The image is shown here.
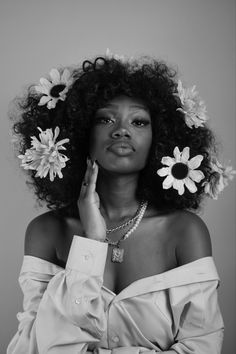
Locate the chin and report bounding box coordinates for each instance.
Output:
[99,161,143,175]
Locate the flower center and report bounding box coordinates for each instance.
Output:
[171,162,189,180]
[50,84,66,98]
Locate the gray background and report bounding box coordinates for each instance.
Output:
[1,0,235,353]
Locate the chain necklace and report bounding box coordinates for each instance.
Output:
[106,200,146,234]
[105,201,148,263]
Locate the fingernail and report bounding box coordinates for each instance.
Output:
[92,160,96,169]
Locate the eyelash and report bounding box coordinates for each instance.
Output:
[95,116,150,127]
[95,117,113,124]
[133,119,150,127]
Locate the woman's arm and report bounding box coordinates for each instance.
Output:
[7,209,108,354]
[92,348,176,353]
[35,235,108,353]
[7,259,50,354]
[169,212,224,353]
[169,279,224,354]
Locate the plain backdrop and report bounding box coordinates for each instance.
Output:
[1,0,235,353]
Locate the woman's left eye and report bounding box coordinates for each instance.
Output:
[132,119,150,127]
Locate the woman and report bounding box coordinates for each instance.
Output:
[8,53,231,353]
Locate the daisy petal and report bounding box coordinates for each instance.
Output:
[161,156,175,166]
[57,170,63,178]
[56,138,70,147]
[35,85,48,94]
[188,154,203,169]
[57,146,66,151]
[173,147,181,162]
[50,68,60,84]
[181,147,190,163]
[49,173,54,182]
[173,180,185,195]
[38,96,51,105]
[184,177,197,193]
[157,167,170,177]
[39,78,52,90]
[47,99,57,109]
[173,179,179,190]
[42,166,50,178]
[54,127,60,140]
[58,94,66,101]
[163,175,174,189]
[189,169,205,182]
[61,68,71,82]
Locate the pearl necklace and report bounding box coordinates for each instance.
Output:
[105,201,148,263]
[106,200,146,234]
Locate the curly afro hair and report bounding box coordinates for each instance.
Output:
[10,55,217,216]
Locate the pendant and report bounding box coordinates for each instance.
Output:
[111,247,124,263]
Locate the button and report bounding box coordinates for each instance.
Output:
[83,254,90,260]
[112,336,119,343]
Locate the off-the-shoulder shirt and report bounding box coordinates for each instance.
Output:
[7,235,224,353]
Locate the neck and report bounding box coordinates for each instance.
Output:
[97,171,140,221]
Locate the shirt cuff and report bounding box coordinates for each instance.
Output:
[66,235,108,276]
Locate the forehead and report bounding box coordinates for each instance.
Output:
[98,95,149,112]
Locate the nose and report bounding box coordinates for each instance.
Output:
[111,124,131,139]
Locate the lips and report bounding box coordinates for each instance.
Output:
[107,142,134,156]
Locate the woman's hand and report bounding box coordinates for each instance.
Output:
[77,158,107,242]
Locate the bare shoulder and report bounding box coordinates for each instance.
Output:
[24,210,65,263]
[172,210,212,266]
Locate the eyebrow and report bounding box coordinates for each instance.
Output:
[99,104,149,111]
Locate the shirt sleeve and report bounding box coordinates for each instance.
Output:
[35,235,108,354]
[93,348,158,353]
[7,258,58,354]
[7,236,108,354]
[169,279,224,354]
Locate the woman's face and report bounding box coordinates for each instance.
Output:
[89,95,152,174]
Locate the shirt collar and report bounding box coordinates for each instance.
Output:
[104,256,220,302]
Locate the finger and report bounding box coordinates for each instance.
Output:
[86,161,98,194]
[79,159,91,197]
[79,181,88,198]
[79,159,98,198]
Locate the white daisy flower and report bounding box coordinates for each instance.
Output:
[10,131,19,147]
[203,158,236,199]
[18,126,69,181]
[176,80,208,129]
[35,68,74,109]
[105,48,127,62]
[157,146,204,195]
[105,49,150,72]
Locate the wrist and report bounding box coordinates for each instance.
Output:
[83,231,106,242]
[89,237,106,242]
[66,235,108,275]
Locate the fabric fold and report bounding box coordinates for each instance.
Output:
[7,238,224,354]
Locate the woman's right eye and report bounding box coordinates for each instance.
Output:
[95,116,113,124]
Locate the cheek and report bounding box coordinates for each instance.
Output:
[132,132,152,169]
[141,131,153,157]
[89,138,99,160]
[89,134,96,153]
[89,131,97,158]
[89,130,106,159]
